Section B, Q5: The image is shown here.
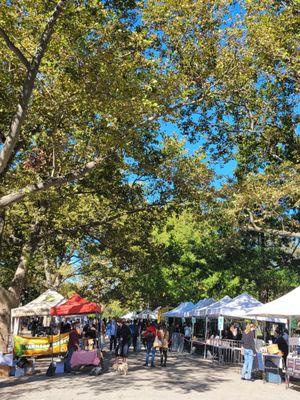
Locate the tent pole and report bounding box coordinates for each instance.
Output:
[204,317,208,359]
[288,316,292,354]
[97,312,102,350]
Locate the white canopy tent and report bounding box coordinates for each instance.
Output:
[121,311,137,320]
[136,309,156,320]
[11,289,66,335]
[247,286,300,318]
[194,296,232,317]
[203,293,285,323]
[184,298,216,318]
[162,302,195,318]
[205,292,262,319]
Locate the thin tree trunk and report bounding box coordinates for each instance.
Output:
[0,221,40,351]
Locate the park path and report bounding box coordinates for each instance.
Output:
[0,353,299,400]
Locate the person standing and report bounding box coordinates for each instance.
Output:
[143,321,158,367]
[241,323,256,381]
[273,327,289,367]
[107,317,117,352]
[184,324,192,352]
[172,323,181,351]
[118,320,132,362]
[65,322,81,373]
[129,320,139,352]
[159,324,169,367]
[282,329,289,346]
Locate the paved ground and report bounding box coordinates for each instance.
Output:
[0,353,299,400]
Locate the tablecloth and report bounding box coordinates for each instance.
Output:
[71,350,100,368]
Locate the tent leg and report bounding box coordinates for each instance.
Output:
[288,316,292,354]
[204,317,208,359]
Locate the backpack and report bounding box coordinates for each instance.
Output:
[46,362,56,377]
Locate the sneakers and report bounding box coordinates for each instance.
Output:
[151,364,156,368]
[143,363,148,367]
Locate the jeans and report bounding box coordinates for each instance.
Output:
[110,335,117,351]
[242,349,254,380]
[120,342,129,358]
[184,336,191,352]
[132,335,138,351]
[65,347,75,372]
[145,343,156,366]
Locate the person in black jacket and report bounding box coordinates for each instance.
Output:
[273,327,289,367]
[118,320,132,362]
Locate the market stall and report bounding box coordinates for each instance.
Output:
[136,309,157,320]
[0,290,67,377]
[247,286,300,387]
[190,296,232,358]
[120,311,137,320]
[184,298,216,318]
[162,302,195,319]
[50,294,102,370]
[11,289,65,336]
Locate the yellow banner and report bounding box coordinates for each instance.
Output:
[14,333,69,357]
[158,307,172,323]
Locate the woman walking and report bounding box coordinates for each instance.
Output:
[241,323,256,381]
[158,324,169,367]
[143,321,158,367]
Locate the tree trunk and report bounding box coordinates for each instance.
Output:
[0,286,18,352]
[0,221,40,351]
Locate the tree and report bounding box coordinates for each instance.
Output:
[143,0,299,237]
[0,0,189,347]
[0,0,299,348]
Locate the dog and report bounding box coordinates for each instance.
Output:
[112,360,128,376]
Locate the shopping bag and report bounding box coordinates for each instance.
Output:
[153,337,162,348]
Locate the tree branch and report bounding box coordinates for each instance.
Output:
[246,211,300,238]
[0,27,31,69]
[0,0,69,176]
[0,156,105,209]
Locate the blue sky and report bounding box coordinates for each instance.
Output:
[160,121,236,188]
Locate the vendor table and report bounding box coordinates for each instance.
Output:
[257,353,283,384]
[286,355,300,389]
[71,350,100,368]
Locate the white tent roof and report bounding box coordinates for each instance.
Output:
[11,289,65,318]
[136,309,156,320]
[121,311,137,320]
[247,286,300,318]
[206,292,262,319]
[193,296,232,317]
[184,298,216,317]
[162,302,194,318]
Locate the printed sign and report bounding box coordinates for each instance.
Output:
[14,333,69,357]
[191,317,196,324]
[218,316,224,331]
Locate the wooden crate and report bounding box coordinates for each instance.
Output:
[0,365,11,378]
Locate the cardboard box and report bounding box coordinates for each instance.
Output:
[0,365,11,378]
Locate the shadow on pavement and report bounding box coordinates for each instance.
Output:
[0,353,232,399]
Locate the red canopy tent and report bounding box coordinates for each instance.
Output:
[50,294,102,316]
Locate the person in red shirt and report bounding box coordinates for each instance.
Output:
[65,322,81,373]
[143,321,159,367]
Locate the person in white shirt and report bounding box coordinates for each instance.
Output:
[184,324,192,352]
